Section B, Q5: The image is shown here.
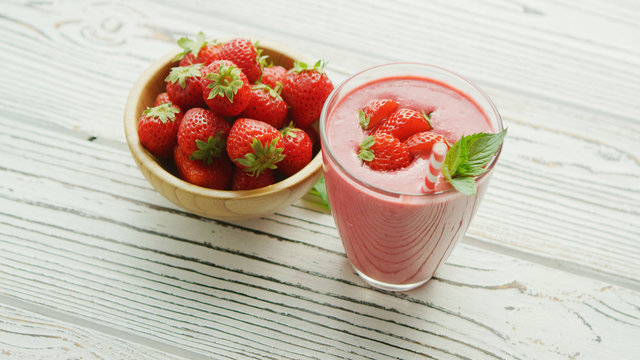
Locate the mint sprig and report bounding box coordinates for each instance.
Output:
[307,176,331,212]
[442,129,507,195]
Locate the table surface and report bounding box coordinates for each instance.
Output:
[1,0,639,359]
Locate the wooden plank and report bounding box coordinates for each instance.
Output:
[0,303,189,360]
[0,117,639,359]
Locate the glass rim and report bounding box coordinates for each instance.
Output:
[319,62,504,197]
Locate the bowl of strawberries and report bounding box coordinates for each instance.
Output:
[124,32,333,220]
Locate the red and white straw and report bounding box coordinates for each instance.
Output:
[422,142,447,193]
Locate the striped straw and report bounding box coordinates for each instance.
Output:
[422,142,448,193]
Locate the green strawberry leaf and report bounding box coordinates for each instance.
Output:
[165,63,203,88]
[359,109,370,130]
[189,132,226,165]
[358,135,376,163]
[175,31,209,60]
[251,82,281,99]
[292,59,327,74]
[206,63,244,102]
[142,103,179,124]
[441,129,507,195]
[280,122,300,138]
[253,42,269,74]
[421,110,434,129]
[235,138,285,176]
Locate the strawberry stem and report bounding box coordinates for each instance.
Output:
[175,31,216,60]
[189,132,226,164]
[205,63,244,102]
[421,110,434,129]
[291,59,327,74]
[359,109,371,130]
[358,136,376,163]
[165,64,203,88]
[234,138,285,176]
[142,103,179,124]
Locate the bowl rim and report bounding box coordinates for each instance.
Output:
[123,42,323,200]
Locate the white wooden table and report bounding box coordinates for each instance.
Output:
[1,0,639,359]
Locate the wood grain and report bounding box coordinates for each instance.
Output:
[0,303,188,360]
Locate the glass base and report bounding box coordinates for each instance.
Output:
[353,266,430,292]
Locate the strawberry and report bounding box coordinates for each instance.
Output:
[260,65,287,88]
[173,146,232,190]
[217,38,266,83]
[278,123,313,177]
[302,126,320,154]
[374,108,433,141]
[359,99,399,130]
[239,83,288,129]
[154,92,172,106]
[226,118,285,175]
[403,131,449,156]
[200,60,251,117]
[358,133,413,171]
[175,32,222,66]
[232,168,276,190]
[177,108,230,163]
[281,60,334,129]
[137,103,183,159]
[165,64,206,110]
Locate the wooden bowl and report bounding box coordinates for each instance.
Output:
[124,42,323,221]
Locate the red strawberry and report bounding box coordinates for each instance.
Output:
[173,146,232,190]
[278,123,313,177]
[281,60,334,129]
[217,38,266,83]
[177,108,230,163]
[374,108,433,141]
[239,83,288,129]
[226,118,285,175]
[165,64,206,110]
[137,103,183,159]
[403,131,449,156]
[232,168,276,190]
[359,99,399,130]
[302,126,320,154]
[176,32,222,66]
[260,65,287,88]
[154,92,172,106]
[200,60,251,117]
[358,133,412,171]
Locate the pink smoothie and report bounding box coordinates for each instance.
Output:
[322,74,497,288]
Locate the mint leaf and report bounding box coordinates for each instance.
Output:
[307,176,331,212]
[466,130,507,168]
[449,177,477,195]
[442,135,467,178]
[442,129,507,195]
